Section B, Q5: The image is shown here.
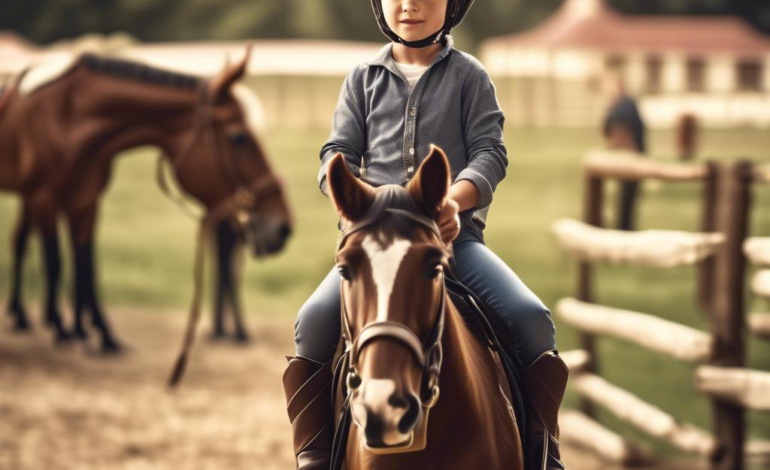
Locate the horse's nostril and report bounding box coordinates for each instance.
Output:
[279,223,291,239]
[364,409,385,445]
[397,393,422,434]
[388,394,408,409]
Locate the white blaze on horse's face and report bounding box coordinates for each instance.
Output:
[350,233,416,447]
[361,234,412,322]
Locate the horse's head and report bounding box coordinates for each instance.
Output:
[168,47,292,257]
[328,145,452,452]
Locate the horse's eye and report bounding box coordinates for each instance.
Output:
[427,263,443,279]
[338,265,352,281]
[228,131,249,147]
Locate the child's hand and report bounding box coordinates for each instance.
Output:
[437,198,461,245]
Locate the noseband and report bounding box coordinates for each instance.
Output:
[338,208,447,409]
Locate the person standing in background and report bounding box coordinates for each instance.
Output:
[602,72,647,231]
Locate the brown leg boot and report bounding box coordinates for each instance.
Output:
[524,350,569,470]
[283,356,334,470]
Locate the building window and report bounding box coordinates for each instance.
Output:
[645,56,662,93]
[736,60,763,92]
[686,57,706,92]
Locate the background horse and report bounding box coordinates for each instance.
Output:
[326,148,523,469]
[0,48,292,352]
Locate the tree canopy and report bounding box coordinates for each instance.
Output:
[1,0,768,47]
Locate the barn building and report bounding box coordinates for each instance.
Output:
[480,0,770,128]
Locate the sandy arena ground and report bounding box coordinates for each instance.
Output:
[0,309,703,470]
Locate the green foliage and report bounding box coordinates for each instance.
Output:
[2,0,768,46]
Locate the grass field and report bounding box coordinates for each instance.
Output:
[1,125,769,461]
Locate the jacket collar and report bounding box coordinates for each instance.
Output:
[368,35,454,76]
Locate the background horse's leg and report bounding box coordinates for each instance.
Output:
[7,201,32,330]
[40,227,70,342]
[220,221,249,342]
[68,205,122,353]
[211,221,231,340]
[228,242,248,343]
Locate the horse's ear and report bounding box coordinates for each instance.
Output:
[407,145,450,219]
[327,154,375,222]
[208,45,252,102]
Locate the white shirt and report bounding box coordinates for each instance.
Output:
[394,61,429,90]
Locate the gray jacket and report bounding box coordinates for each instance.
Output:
[319,37,507,242]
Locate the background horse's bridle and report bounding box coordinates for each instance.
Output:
[158,81,283,225]
[337,208,447,408]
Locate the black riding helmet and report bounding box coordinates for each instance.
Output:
[371,0,475,48]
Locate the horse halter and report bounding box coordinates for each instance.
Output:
[338,207,447,409]
[169,81,284,224]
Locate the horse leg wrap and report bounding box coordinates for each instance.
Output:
[283,356,334,470]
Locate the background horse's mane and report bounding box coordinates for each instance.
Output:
[18,53,202,96]
[80,54,201,89]
[18,51,267,135]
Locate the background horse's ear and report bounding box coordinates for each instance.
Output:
[327,153,375,222]
[407,145,450,218]
[208,45,252,102]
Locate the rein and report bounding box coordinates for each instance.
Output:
[337,208,447,409]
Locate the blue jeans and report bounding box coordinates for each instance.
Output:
[294,238,557,366]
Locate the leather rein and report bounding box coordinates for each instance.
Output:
[337,208,447,409]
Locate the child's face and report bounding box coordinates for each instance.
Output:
[382,0,448,43]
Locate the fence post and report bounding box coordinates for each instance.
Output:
[577,172,604,418]
[697,162,718,313]
[708,160,752,470]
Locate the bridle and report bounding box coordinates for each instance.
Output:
[337,207,447,409]
[158,80,284,226]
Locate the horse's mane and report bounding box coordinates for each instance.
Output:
[18,53,204,96]
[80,54,201,89]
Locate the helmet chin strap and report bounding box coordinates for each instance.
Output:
[396,27,447,49]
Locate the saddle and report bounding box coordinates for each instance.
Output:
[329,274,530,470]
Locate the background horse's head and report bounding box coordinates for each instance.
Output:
[328,146,451,451]
[166,47,292,257]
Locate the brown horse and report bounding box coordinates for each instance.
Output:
[326,147,523,469]
[0,49,292,352]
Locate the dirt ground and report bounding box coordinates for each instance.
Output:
[0,309,704,470]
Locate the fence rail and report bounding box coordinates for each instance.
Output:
[744,238,770,266]
[572,373,716,456]
[748,313,770,340]
[585,150,709,181]
[552,219,724,267]
[751,270,770,298]
[561,410,650,464]
[695,366,770,411]
[556,298,712,363]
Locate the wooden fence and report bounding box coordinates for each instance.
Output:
[556,150,770,469]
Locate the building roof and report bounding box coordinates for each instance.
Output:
[0,32,383,77]
[484,0,770,55]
